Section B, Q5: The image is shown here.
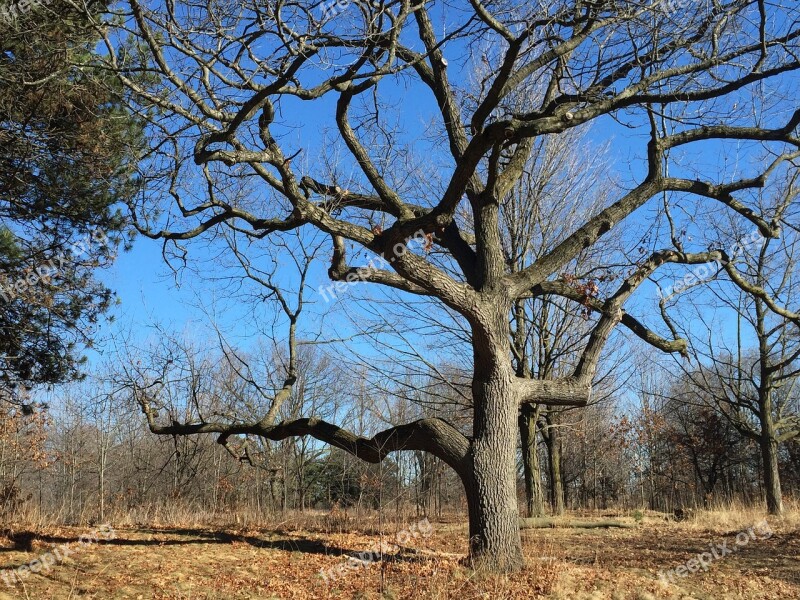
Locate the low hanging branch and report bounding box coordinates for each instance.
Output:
[137,391,472,475]
[125,239,475,483]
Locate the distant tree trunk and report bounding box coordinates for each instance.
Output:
[755,302,785,517]
[519,404,545,517]
[544,413,565,515]
[760,414,784,516]
[417,451,435,516]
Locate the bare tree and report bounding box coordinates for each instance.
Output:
[85,0,800,570]
[674,176,800,515]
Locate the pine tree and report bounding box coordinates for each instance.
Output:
[0,0,141,403]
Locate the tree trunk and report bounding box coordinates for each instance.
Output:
[544,413,565,515]
[519,404,545,517]
[760,432,784,516]
[466,306,525,572]
[758,387,784,516]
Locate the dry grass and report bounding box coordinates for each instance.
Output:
[0,506,797,599]
[671,498,800,531]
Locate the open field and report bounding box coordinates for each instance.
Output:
[0,509,797,599]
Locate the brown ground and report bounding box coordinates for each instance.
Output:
[0,510,797,599]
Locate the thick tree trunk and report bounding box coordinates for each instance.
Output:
[519,404,545,517]
[466,373,525,571]
[549,442,565,515]
[465,303,525,572]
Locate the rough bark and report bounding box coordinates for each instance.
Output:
[466,303,525,572]
[754,299,786,517]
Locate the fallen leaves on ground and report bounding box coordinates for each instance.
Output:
[0,514,796,599]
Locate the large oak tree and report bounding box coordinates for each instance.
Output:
[101,0,800,571]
